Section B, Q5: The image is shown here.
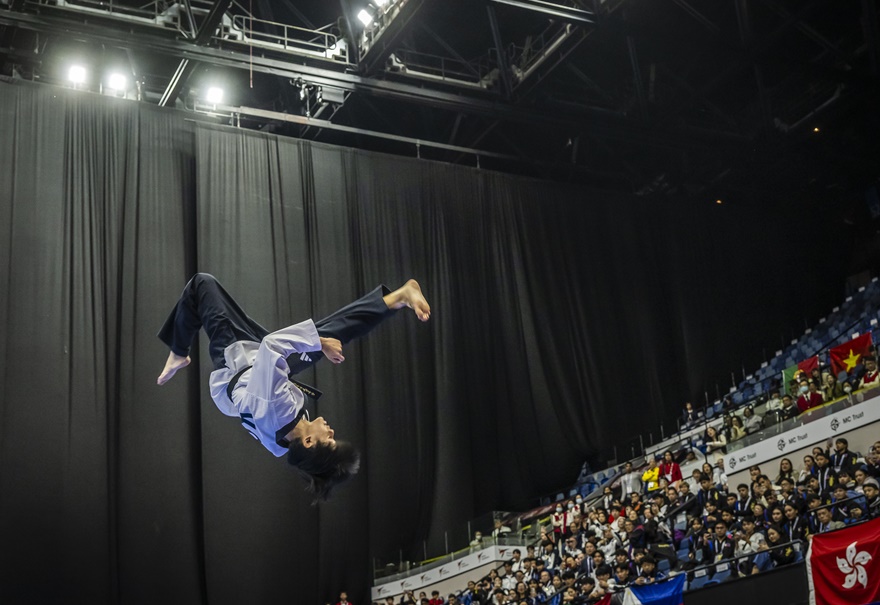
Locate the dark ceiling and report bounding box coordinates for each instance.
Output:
[1,0,879,203]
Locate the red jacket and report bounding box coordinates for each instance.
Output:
[796,392,823,413]
[659,462,682,483]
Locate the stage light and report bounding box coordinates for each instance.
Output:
[205,86,224,104]
[357,9,373,26]
[107,73,127,91]
[716,199,723,205]
[813,127,820,133]
[68,65,87,84]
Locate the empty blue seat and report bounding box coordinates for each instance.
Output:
[689,570,710,590]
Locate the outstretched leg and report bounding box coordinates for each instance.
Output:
[156,273,269,384]
[287,279,430,375]
[383,279,431,322]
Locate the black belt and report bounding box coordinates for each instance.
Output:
[226,366,323,402]
[226,365,323,448]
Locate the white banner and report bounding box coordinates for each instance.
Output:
[725,400,880,473]
[371,545,509,600]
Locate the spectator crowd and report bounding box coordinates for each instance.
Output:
[373,437,880,605]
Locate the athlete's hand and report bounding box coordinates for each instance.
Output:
[320,337,345,364]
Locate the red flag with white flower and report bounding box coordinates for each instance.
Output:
[807,518,880,605]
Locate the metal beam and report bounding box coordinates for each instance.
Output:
[668,0,720,35]
[514,24,589,97]
[626,34,646,118]
[338,0,361,65]
[159,0,235,106]
[691,0,826,103]
[420,23,482,80]
[0,0,26,52]
[193,0,235,45]
[489,0,596,25]
[759,0,849,64]
[0,8,751,150]
[359,0,428,75]
[487,5,513,98]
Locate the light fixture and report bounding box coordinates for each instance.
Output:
[813,127,820,133]
[357,9,373,26]
[107,73,127,91]
[68,65,87,84]
[205,86,224,104]
[716,199,723,205]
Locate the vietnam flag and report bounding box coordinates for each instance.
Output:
[807,518,880,605]
[830,333,874,377]
[782,355,819,395]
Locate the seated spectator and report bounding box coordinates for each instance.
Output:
[765,524,797,568]
[713,459,729,492]
[703,520,736,563]
[682,402,698,427]
[838,469,856,490]
[859,356,879,389]
[720,508,741,534]
[830,438,859,475]
[775,458,795,485]
[593,565,614,598]
[335,591,352,605]
[697,474,722,511]
[428,591,444,605]
[609,564,632,591]
[782,503,806,541]
[660,450,683,484]
[729,416,746,441]
[815,506,845,533]
[743,405,763,434]
[634,555,664,585]
[823,372,844,401]
[469,531,484,549]
[766,390,783,411]
[779,395,799,422]
[863,478,880,518]
[796,379,824,413]
[846,503,867,525]
[798,455,817,483]
[684,450,698,464]
[704,426,727,455]
[734,515,768,575]
[686,468,703,493]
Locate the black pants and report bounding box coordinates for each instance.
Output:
[157,273,397,372]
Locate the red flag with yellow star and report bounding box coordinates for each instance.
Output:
[830,333,874,376]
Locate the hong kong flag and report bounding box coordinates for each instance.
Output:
[807,518,880,605]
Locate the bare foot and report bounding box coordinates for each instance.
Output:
[393,279,431,322]
[157,351,191,385]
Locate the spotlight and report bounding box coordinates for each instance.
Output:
[107,73,127,91]
[813,127,820,133]
[716,199,723,205]
[357,9,373,26]
[205,86,224,104]
[68,65,87,85]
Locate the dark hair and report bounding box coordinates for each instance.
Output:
[287,438,360,503]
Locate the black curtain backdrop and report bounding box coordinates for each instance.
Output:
[0,80,846,605]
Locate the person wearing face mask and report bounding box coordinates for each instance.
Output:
[553,504,566,535]
[574,494,586,515]
[563,501,578,528]
[796,379,823,413]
